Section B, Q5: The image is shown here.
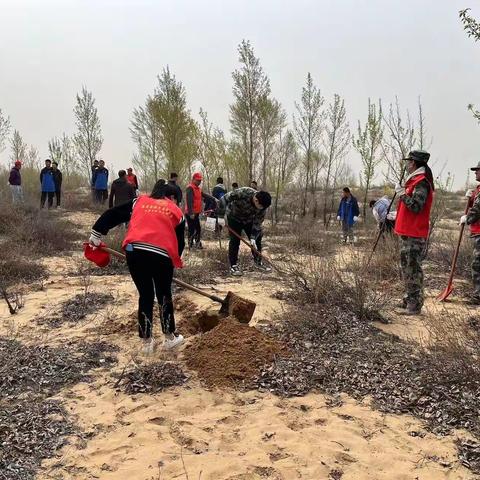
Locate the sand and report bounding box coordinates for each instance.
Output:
[0,218,476,479]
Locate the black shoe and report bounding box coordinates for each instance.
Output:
[254,261,271,272]
[195,241,204,250]
[400,304,422,316]
[230,265,243,276]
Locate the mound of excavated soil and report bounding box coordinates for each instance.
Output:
[183,317,285,388]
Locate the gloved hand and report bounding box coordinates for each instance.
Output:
[217,217,226,227]
[460,215,468,225]
[353,216,359,223]
[336,216,341,222]
[466,189,474,198]
[395,183,405,196]
[250,238,257,250]
[89,234,102,247]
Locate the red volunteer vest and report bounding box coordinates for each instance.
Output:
[122,196,184,268]
[394,174,433,239]
[185,182,202,214]
[470,185,480,235]
[126,174,137,187]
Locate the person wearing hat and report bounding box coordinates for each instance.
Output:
[184,172,217,249]
[89,181,186,354]
[126,167,139,193]
[40,159,56,209]
[394,150,434,315]
[8,160,23,204]
[460,162,480,305]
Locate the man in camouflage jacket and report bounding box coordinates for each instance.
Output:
[217,187,272,276]
[461,162,480,304]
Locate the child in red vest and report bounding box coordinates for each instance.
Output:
[394,150,434,315]
[89,182,185,354]
[185,172,217,249]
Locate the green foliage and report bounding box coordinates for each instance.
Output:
[0,108,11,153]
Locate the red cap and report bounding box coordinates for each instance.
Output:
[192,172,202,181]
[83,242,110,268]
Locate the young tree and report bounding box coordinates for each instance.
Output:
[73,86,103,180]
[230,40,271,184]
[271,129,297,223]
[150,67,198,179]
[258,96,286,188]
[24,145,40,170]
[48,137,62,164]
[353,99,383,219]
[10,130,27,164]
[0,108,11,153]
[293,73,325,216]
[61,133,79,178]
[130,98,162,184]
[323,94,351,225]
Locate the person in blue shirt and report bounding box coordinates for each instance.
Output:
[337,187,360,243]
[92,160,109,204]
[40,159,56,209]
[369,196,396,234]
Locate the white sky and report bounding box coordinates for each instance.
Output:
[1,0,479,188]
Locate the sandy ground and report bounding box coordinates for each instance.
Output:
[1,211,477,480]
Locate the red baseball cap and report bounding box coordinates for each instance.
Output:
[192,172,202,181]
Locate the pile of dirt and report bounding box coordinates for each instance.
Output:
[184,317,286,388]
[37,292,114,327]
[115,361,187,394]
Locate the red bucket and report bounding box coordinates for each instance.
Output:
[83,242,111,268]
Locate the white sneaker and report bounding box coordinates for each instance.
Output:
[163,334,184,350]
[230,265,243,276]
[142,337,155,356]
[254,261,272,272]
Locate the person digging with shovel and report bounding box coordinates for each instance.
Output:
[88,182,185,354]
[217,187,272,276]
[394,150,434,316]
[460,161,480,306]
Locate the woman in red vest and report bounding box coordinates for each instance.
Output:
[461,162,480,305]
[185,172,217,249]
[394,150,434,315]
[89,181,185,354]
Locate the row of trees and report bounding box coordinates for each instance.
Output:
[0,87,103,186]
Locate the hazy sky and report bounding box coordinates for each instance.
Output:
[1,0,479,188]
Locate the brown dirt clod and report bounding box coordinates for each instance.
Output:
[184,317,285,388]
[224,291,256,324]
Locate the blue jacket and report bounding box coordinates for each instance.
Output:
[40,167,56,193]
[337,195,360,227]
[93,167,109,190]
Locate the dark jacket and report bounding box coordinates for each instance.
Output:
[52,169,62,191]
[91,165,98,187]
[168,180,183,204]
[109,178,136,208]
[337,195,360,227]
[40,167,56,193]
[8,167,21,186]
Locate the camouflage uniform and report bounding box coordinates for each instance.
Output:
[466,189,480,301]
[398,180,430,310]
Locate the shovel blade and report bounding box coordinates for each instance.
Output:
[219,291,256,324]
[437,284,453,302]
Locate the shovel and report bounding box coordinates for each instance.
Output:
[437,198,471,302]
[98,246,256,323]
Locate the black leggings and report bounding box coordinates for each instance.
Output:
[186,214,201,246]
[40,191,54,209]
[228,218,262,266]
[126,249,175,339]
[55,190,61,207]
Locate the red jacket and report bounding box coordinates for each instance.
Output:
[470,185,480,236]
[185,182,202,214]
[122,196,184,268]
[126,174,138,189]
[394,174,433,239]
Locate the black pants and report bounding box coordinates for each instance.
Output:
[40,191,54,209]
[228,218,262,266]
[55,190,61,207]
[126,249,175,339]
[186,214,201,246]
[95,189,108,204]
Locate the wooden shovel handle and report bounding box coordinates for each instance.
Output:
[99,246,224,304]
[225,224,275,266]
